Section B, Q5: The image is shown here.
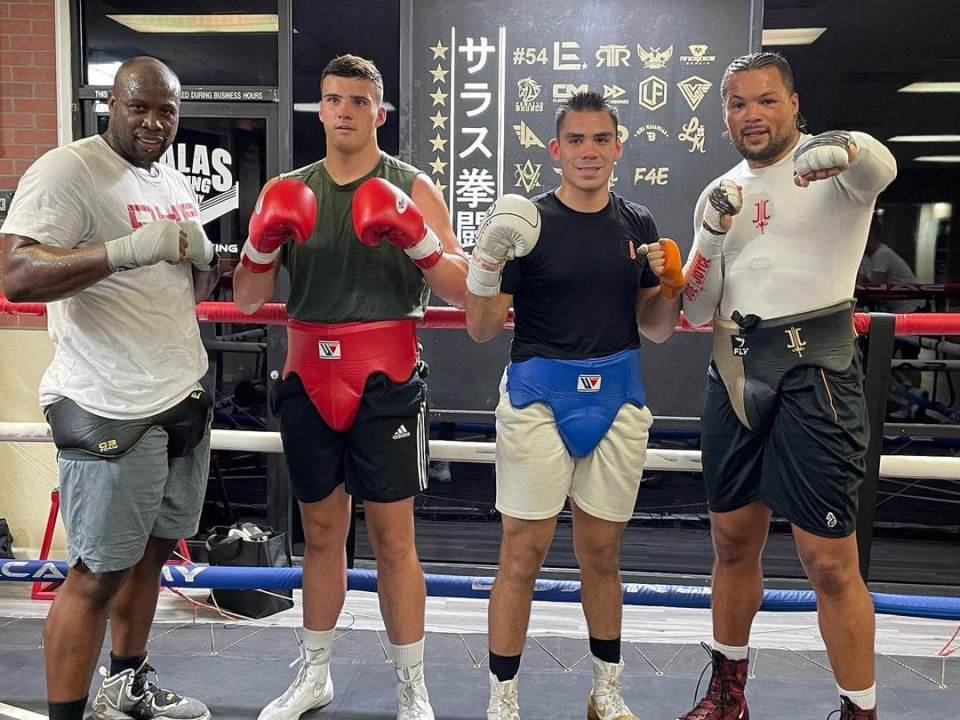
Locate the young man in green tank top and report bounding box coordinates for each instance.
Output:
[234,54,467,720]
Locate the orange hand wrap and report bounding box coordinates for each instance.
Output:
[658,238,685,298]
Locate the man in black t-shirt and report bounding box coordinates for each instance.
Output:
[465,92,685,720]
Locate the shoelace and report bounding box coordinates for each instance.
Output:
[276,643,326,707]
[493,687,520,720]
[275,646,309,707]
[134,663,182,708]
[398,677,430,713]
[681,643,726,720]
[594,674,631,716]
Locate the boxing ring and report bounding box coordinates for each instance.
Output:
[1,298,958,719]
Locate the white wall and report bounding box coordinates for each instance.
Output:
[0,327,65,558]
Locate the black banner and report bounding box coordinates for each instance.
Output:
[401,0,763,416]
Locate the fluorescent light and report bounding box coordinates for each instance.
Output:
[889,135,960,143]
[914,155,960,163]
[107,14,278,33]
[293,102,396,113]
[761,28,826,46]
[899,82,960,93]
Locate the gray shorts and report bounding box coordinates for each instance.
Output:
[58,425,211,573]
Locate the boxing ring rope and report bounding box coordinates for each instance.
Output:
[2,559,959,621]
[2,298,960,621]
[0,422,956,481]
[5,296,960,334]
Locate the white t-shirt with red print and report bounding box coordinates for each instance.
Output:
[1,134,208,419]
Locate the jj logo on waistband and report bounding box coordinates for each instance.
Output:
[785,327,806,357]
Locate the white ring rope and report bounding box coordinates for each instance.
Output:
[0,422,955,480]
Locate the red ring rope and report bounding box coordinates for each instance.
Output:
[3,296,960,335]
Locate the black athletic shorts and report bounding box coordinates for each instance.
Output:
[272,368,429,503]
[701,356,867,538]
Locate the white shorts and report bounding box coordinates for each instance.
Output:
[494,372,653,523]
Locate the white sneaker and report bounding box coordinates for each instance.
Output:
[587,657,637,720]
[487,672,520,720]
[394,662,434,719]
[257,643,334,720]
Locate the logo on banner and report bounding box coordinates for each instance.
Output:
[160,143,238,229]
[678,117,706,153]
[637,45,673,69]
[577,375,602,392]
[638,77,667,111]
[603,84,629,105]
[514,160,542,193]
[553,41,586,70]
[677,76,713,110]
[596,45,631,68]
[516,77,544,112]
[681,44,717,65]
[318,341,342,359]
[513,120,545,148]
[636,124,669,142]
[553,82,589,103]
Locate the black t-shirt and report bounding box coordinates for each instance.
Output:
[501,190,661,362]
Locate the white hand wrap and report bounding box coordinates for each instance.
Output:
[180,220,216,269]
[793,130,853,178]
[104,219,182,272]
[467,194,541,297]
[701,179,742,237]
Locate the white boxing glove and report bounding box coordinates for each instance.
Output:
[104,219,183,272]
[467,194,541,297]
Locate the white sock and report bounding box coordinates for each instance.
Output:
[389,637,425,670]
[839,683,876,711]
[302,627,335,654]
[712,639,749,661]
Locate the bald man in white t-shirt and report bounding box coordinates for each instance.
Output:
[0,57,216,720]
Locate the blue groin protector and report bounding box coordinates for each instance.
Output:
[507,348,646,458]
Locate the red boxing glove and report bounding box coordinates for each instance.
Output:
[351,178,443,270]
[241,177,317,273]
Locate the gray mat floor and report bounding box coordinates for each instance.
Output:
[0,618,956,720]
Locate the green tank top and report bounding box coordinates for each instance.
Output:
[281,152,431,323]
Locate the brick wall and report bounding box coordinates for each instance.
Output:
[0,0,58,191]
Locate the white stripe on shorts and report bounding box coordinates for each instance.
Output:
[416,396,427,490]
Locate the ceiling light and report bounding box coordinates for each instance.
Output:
[889,135,960,143]
[294,102,396,113]
[898,82,960,93]
[914,155,960,163]
[761,28,826,46]
[107,14,278,33]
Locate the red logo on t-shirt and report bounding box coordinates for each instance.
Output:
[752,198,771,234]
[127,202,199,229]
